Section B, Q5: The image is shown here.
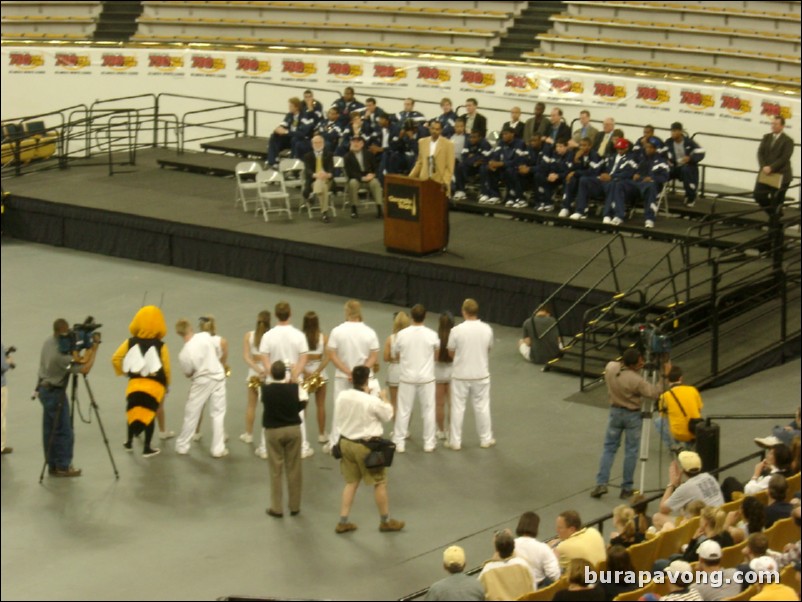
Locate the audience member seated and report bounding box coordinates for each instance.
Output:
[502,106,524,140]
[592,117,616,159]
[735,532,769,587]
[477,529,534,601]
[362,97,384,135]
[722,443,793,501]
[630,494,653,535]
[513,511,561,589]
[654,365,703,451]
[631,125,664,160]
[453,129,491,201]
[343,136,383,219]
[552,510,607,573]
[302,134,335,223]
[518,306,562,366]
[552,559,605,601]
[614,138,670,229]
[450,118,467,167]
[393,97,426,129]
[570,110,598,149]
[765,474,794,528]
[755,407,801,449]
[368,112,393,182]
[665,121,705,208]
[725,495,766,544]
[609,504,645,548]
[601,545,639,601]
[480,126,526,206]
[387,120,419,175]
[523,102,549,142]
[771,506,800,569]
[654,451,725,527]
[424,545,485,601]
[661,560,703,601]
[336,112,374,157]
[534,138,571,212]
[436,98,457,139]
[266,96,306,167]
[543,108,571,147]
[694,540,741,601]
[331,86,365,128]
[315,107,344,154]
[576,137,635,227]
[462,98,487,138]
[747,556,797,601]
[682,506,733,563]
[560,136,600,219]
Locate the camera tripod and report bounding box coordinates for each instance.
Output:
[38,373,119,482]
[637,353,669,495]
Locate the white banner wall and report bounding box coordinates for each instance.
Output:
[2,47,799,195]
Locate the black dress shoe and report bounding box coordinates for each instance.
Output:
[619,488,634,500]
[290,510,300,517]
[322,212,331,224]
[350,205,358,219]
[376,205,383,218]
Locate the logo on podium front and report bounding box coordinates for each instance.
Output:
[386,183,419,222]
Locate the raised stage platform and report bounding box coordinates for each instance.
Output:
[3,148,796,380]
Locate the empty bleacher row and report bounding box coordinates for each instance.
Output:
[0,1,100,39]
[525,1,802,87]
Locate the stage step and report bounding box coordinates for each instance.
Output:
[199,136,269,159]
[156,151,243,176]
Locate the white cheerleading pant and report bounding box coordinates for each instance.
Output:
[394,381,436,449]
[449,378,493,448]
[175,376,227,456]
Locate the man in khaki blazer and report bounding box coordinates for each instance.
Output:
[409,121,455,190]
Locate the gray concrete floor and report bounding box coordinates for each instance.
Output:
[1,240,799,601]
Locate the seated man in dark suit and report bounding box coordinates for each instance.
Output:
[343,136,383,219]
[592,117,616,159]
[462,98,487,138]
[543,108,571,147]
[502,106,525,140]
[302,134,335,223]
[765,474,794,528]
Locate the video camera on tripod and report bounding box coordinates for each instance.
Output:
[637,322,671,363]
[58,316,102,354]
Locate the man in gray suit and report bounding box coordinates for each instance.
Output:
[754,116,794,214]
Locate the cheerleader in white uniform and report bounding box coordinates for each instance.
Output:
[302,311,330,444]
[194,315,229,441]
[434,311,454,440]
[382,311,410,415]
[240,310,270,445]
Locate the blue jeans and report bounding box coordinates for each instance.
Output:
[653,415,680,448]
[39,386,74,470]
[596,406,642,490]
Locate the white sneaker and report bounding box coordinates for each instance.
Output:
[480,439,497,449]
[611,217,623,226]
[445,441,462,451]
[513,200,528,209]
[158,430,176,440]
[255,447,268,459]
[318,434,329,444]
[541,204,554,212]
[322,441,333,455]
[478,194,490,204]
[423,446,435,453]
[569,212,583,220]
[212,448,229,458]
[645,219,655,229]
[192,433,202,442]
[453,190,466,200]
[395,446,406,454]
[239,433,253,444]
[602,216,613,224]
[301,447,315,459]
[487,197,501,205]
[436,430,447,440]
[505,199,515,207]
[535,203,545,211]
[558,208,570,218]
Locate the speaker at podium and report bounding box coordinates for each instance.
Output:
[383,174,448,256]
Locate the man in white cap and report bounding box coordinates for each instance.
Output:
[654,451,724,527]
[694,540,740,601]
[661,559,701,600]
[424,545,485,601]
[748,556,794,601]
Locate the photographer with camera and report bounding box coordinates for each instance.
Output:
[590,347,670,500]
[2,343,15,455]
[37,318,100,477]
[654,365,703,452]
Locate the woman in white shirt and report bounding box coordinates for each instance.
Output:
[382,311,410,414]
[239,310,270,444]
[302,311,330,444]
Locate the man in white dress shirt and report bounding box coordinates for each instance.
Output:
[174,319,228,458]
[446,298,495,450]
[259,302,313,458]
[332,365,403,534]
[392,304,440,453]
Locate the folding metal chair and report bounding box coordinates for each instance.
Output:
[255,169,292,222]
[278,157,305,205]
[234,161,263,212]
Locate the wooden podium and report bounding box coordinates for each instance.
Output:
[383,174,448,256]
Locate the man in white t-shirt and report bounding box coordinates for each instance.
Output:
[258,302,313,458]
[327,299,380,444]
[392,304,440,453]
[446,298,494,450]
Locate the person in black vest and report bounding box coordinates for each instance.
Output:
[262,360,307,518]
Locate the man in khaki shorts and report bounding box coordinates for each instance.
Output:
[332,365,404,534]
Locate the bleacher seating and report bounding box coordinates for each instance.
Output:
[1,121,58,166]
[527,1,801,87]
[132,1,527,56]
[0,1,100,39]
